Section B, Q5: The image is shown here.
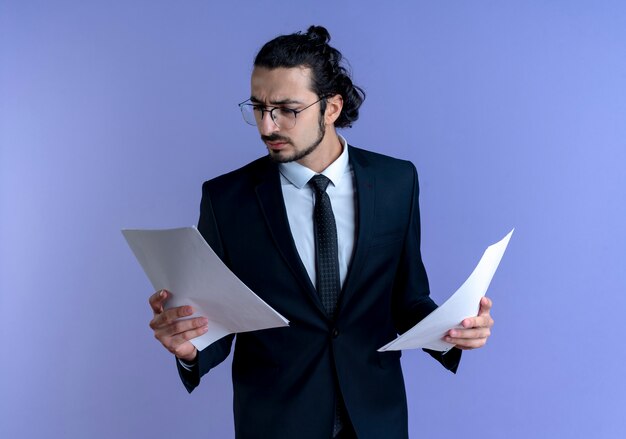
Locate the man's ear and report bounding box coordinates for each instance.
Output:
[324,94,344,126]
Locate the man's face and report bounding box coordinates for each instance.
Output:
[250,66,325,164]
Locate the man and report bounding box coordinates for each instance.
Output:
[148,26,494,439]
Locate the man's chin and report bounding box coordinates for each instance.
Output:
[267,149,294,163]
[266,134,322,164]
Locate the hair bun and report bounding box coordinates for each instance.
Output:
[306,25,331,44]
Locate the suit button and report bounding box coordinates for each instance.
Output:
[332,328,339,338]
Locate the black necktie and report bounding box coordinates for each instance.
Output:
[309,174,345,438]
[309,174,340,317]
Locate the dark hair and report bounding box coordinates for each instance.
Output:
[254,25,365,128]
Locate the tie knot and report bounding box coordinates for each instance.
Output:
[309,174,331,194]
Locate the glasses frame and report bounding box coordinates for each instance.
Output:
[238,96,327,129]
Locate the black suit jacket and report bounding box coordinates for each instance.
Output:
[177,146,461,439]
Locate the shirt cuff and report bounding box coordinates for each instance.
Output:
[177,357,197,372]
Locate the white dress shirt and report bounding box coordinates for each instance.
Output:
[278,135,356,289]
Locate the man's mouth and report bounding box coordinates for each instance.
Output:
[266,141,289,150]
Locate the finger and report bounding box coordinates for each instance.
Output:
[149,305,194,330]
[478,296,493,315]
[448,336,488,350]
[173,325,209,344]
[461,314,494,329]
[447,327,491,340]
[155,316,208,338]
[148,289,169,314]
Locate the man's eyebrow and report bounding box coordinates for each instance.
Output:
[249,96,304,106]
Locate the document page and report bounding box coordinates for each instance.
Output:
[122,227,289,351]
[378,229,514,352]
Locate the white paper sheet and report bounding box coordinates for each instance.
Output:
[378,229,514,352]
[122,226,289,351]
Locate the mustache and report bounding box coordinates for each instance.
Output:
[261,134,291,143]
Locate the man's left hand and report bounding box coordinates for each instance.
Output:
[444,296,494,350]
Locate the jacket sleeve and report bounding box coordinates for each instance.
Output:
[391,163,461,373]
[176,181,235,393]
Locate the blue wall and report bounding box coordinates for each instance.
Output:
[1,1,625,437]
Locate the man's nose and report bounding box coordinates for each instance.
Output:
[258,111,279,136]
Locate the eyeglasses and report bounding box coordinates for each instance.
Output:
[238,97,326,130]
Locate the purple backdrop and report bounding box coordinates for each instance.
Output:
[2,1,625,438]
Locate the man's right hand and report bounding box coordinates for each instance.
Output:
[148,289,208,363]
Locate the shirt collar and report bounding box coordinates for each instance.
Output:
[278,134,349,189]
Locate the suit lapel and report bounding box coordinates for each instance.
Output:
[339,146,376,311]
[254,161,327,316]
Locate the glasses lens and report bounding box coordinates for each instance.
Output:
[239,104,299,129]
[273,108,296,130]
[240,104,257,126]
